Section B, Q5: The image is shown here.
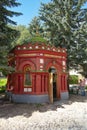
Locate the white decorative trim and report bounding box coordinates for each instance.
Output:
[18,47,20,50]
[40,65,43,68]
[40,59,44,64]
[42,46,45,49]
[28,88,32,92]
[23,47,26,49]
[62,61,66,66]
[35,46,39,49]
[53,48,56,51]
[29,46,32,49]
[24,88,27,92]
[47,48,50,50]
[40,53,43,56]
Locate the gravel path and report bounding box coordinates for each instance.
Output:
[0,93,87,130]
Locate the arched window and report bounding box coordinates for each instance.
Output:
[24,65,32,87]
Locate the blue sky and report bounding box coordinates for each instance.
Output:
[12,0,87,26]
[11,0,51,26]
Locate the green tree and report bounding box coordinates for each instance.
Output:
[11,25,31,46]
[78,49,87,77]
[28,16,44,36]
[0,0,22,74]
[39,0,87,71]
[0,0,22,45]
[28,16,47,43]
[69,75,78,84]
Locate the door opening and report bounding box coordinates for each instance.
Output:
[53,73,57,100]
[49,67,57,102]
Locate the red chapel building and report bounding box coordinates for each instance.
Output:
[7,42,69,103]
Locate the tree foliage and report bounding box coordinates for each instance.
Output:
[28,16,47,43]
[28,16,44,36]
[29,35,47,43]
[0,0,22,74]
[69,75,78,84]
[0,0,22,44]
[39,0,87,73]
[11,25,31,46]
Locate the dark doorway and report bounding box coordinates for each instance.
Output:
[53,73,57,99]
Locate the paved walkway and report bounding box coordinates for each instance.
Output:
[0,92,87,130]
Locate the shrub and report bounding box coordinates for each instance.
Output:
[30,35,47,43]
[0,78,7,93]
[69,75,78,84]
[85,86,87,90]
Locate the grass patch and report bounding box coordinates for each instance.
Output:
[0,77,7,93]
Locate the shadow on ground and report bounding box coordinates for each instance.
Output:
[0,92,87,119]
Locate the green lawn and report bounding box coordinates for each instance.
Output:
[0,77,7,92]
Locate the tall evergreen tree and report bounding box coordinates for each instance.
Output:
[0,0,22,44]
[28,17,44,36]
[11,25,31,46]
[28,16,47,43]
[0,0,22,74]
[39,0,87,72]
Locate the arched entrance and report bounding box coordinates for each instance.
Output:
[48,66,58,103]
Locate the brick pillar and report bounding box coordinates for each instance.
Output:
[41,75,45,93]
[61,74,68,92]
[61,75,64,91]
[57,73,61,99]
[64,75,68,91]
[45,75,48,93]
[19,75,23,94]
[32,74,35,93]
[36,74,41,94]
